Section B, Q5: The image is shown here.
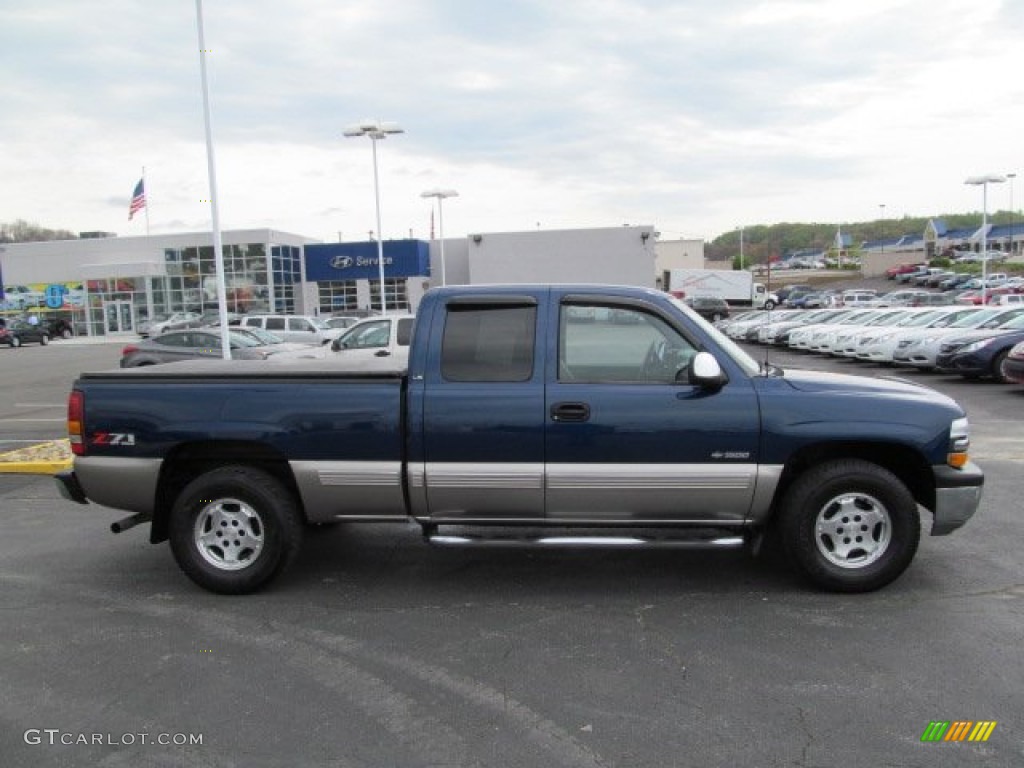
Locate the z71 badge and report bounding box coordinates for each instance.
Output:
[90,432,136,446]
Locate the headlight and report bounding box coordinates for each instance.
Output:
[963,338,996,353]
[948,417,970,469]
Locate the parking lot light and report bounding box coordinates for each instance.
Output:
[421,189,458,286]
[344,120,404,314]
[965,174,1006,305]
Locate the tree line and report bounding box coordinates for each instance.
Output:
[705,211,1018,264]
[0,220,79,243]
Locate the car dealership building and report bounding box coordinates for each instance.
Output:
[1,224,666,336]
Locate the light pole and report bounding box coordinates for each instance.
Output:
[965,174,1006,305]
[879,204,886,255]
[1009,172,1017,258]
[421,189,458,286]
[344,120,403,314]
[738,226,744,270]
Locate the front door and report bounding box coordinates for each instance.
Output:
[103,301,134,334]
[544,296,761,523]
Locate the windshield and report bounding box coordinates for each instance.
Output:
[669,298,760,376]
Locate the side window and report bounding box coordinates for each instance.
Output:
[559,303,696,383]
[158,333,188,347]
[265,317,285,331]
[396,318,413,346]
[441,305,536,382]
[289,318,313,332]
[344,320,390,349]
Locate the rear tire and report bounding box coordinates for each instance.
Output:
[11,336,21,348]
[40,334,50,346]
[779,459,920,592]
[168,465,304,594]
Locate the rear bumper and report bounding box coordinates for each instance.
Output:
[931,462,984,535]
[54,470,89,504]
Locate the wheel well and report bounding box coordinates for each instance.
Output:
[771,442,935,518]
[150,441,303,543]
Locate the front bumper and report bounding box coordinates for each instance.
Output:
[931,462,984,535]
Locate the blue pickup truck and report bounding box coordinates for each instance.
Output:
[57,284,983,594]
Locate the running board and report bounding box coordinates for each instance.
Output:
[427,534,745,550]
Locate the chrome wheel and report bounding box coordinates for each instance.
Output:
[814,492,891,569]
[193,497,265,571]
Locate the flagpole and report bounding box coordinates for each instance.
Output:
[142,166,150,236]
[195,0,231,360]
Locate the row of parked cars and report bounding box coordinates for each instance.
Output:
[122,311,415,368]
[716,302,1024,385]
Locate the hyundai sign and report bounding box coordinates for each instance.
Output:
[305,240,430,281]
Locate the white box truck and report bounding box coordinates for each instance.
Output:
[668,269,776,309]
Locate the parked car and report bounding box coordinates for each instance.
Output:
[994,294,1024,306]
[885,263,926,279]
[891,307,1024,370]
[270,314,416,366]
[1000,341,1024,384]
[0,320,51,347]
[938,273,974,291]
[238,313,333,345]
[934,313,1024,382]
[138,311,201,337]
[119,329,282,367]
[683,296,731,321]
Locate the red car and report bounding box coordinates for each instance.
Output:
[885,262,926,279]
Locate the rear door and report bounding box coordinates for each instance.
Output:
[411,294,546,521]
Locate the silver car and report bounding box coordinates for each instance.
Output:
[119,329,281,367]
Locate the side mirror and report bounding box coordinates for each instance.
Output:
[331,339,342,352]
[682,351,727,390]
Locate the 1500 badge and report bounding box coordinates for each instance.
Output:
[710,451,750,460]
[90,432,136,446]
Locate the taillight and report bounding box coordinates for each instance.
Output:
[121,344,139,356]
[68,390,85,456]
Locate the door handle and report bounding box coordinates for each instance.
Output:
[375,349,391,357]
[550,402,590,422]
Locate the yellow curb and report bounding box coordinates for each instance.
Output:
[0,439,73,475]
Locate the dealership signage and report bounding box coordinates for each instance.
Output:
[305,240,430,282]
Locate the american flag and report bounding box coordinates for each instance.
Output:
[128,178,146,220]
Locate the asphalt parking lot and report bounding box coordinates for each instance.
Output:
[1,338,1022,767]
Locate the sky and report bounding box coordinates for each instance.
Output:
[2,0,1023,246]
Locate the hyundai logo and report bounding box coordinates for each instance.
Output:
[330,255,354,269]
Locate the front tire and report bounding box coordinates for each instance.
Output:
[168,466,304,594]
[779,460,920,592]
[11,336,21,348]
[40,333,50,346]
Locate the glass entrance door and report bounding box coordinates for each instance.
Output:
[103,301,134,334]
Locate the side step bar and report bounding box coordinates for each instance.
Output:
[427,534,745,550]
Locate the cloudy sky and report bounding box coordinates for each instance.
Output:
[2,0,1022,245]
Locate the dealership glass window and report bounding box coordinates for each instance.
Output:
[271,245,300,313]
[369,279,409,312]
[318,281,358,313]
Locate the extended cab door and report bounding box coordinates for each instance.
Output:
[544,294,761,523]
[410,294,546,521]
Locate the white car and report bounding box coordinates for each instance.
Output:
[829,309,923,358]
[270,314,415,366]
[853,307,971,364]
[238,314,333,345]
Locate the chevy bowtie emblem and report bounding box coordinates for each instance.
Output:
[330,255,354,269]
